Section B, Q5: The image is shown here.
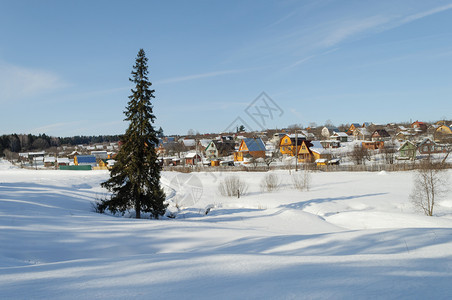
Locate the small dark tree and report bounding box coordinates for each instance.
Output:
[100,49,166,219]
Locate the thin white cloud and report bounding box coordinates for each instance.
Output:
[399,3,452,25]
[320,3,452,48]
[156,69,246,85]
[0,62,68,102]
[320,15,390,48]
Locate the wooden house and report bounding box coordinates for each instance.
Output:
[44,156,56,168]
[184,153,202,165]
[297,140,314,163]
[394,131,415,142]
[346,123,361,135]
[74,155,97,166]
[320,140,341,149]
[371,129,390,141]
[397,141,416,160]
[310,141,331,161]
[411,121,427,132]
[434,125,452,142]
[362,141,384,150]
[297,140,331,163]
[353,128,371,141]
[182,139,197,150]
[279,134,305,156]
[205,141,235,159]
[234,138,266,162]
[417,138,447,155]
[330,132,348,142]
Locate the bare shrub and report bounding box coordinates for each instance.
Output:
[292,171,311,191]
[218,175,248,198]
[260,173,281,192]
[410,157,449,216]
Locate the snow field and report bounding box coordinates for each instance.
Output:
[1,159,452,299]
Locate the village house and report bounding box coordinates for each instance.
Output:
[321,127,339,139]
[346,123,361,135]
[279,134,306,156]
[182,139,197,150]
[434,125,452,142]
[353,128,371,141]
[205,140,235,159]
[297,140,331,165]
[74,155,97,167]
[371,129,391,142]
[234,138,266,162]
[184,153,202,165]
[297,140,314,163]
[397,141,417,160]
[417,138,448,155]
[330,132,348,142]
[394,131,416,142]
[362,141,384,150]
[411,121,427,133]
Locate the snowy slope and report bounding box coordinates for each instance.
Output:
[1,159,452,299]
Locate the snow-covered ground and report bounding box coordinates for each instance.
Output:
[1,158,452,299]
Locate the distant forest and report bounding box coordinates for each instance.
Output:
[0,134,122,156]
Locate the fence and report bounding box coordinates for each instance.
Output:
[164,162,452,173]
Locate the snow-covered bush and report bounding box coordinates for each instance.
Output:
[260,173,281,192]
[292,171,311,191]
[218,175,248,198]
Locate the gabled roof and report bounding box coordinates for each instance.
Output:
[398,141,416,151]
[372,129,390,137]
[243,138,266,152]
[185,152,201,159]
[182,139,196,147]
[76,155,97,164]
[354,128,371,136]
[310,141,326,154]
[332,132,348,137]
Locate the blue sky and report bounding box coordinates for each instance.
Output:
[1,0,451,137]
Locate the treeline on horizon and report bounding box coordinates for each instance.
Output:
[0,133,122,155]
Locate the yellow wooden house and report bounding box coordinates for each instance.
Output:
[234,138,266,162]
[297,140,314,163]
[279,134,304,156]
[434,125,452,142]
[297,140,331,165]
[346,123,361,135]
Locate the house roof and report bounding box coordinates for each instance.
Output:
[182,139,196,147]
[372,129,390,137]
[243,138,266,152]
[354,128,371,136]
[185,152,200,158]
[76,155,97,164]
[310,141,326,154]
[332,132,348,137]
[398,141,416,151]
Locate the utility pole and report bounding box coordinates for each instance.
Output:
[295,130,298,172]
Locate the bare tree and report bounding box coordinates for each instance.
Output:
[350,144,370,165]
[264,148,281,170]
[410,157,449,216]
[382,141,396,165]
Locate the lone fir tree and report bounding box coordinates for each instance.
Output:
[100,49,166,219]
